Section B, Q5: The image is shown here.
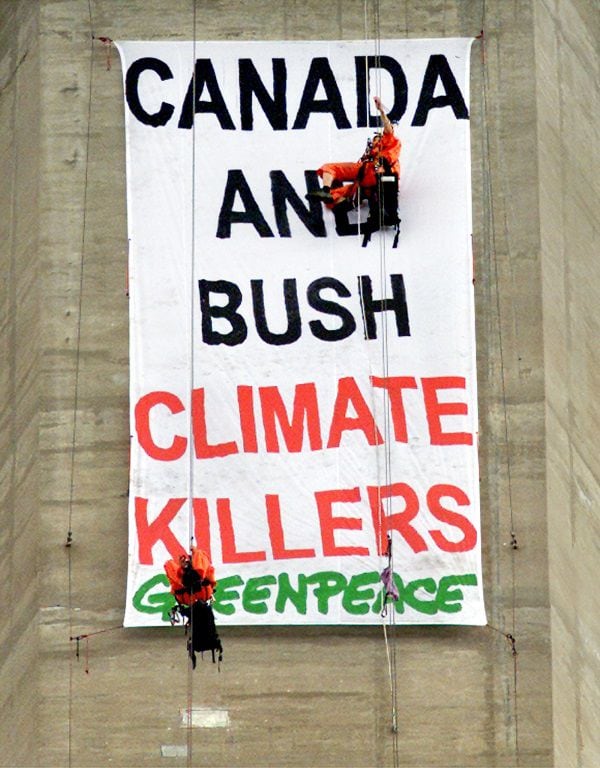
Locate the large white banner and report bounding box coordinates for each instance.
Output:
[117,38,484,627]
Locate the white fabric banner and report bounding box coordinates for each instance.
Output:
[116,38,484,627]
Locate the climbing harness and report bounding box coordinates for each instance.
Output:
[328,132,401,248]
[380,536,400,618]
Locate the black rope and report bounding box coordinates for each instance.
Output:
[67,2,95,764]
[487,624,518,657]
[364,2,400,765]
[186,4,199,765]
[69,626,124,675]
[478,9,520,763]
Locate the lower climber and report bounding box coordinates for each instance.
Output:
[164,547,222,667]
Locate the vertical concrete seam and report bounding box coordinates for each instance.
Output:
[478,8,522,763]
[7,11,19,717]
[66,3,96,766]
[555,19,583,766]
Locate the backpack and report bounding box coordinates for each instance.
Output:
[187,599,223,668]
[361,160,401,248]
[330,162,401,247]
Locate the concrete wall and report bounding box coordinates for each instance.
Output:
[535,1,600,766]
[0,2,40,766]
[0,0,569,765]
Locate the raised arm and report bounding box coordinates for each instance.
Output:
[373,96,393,134]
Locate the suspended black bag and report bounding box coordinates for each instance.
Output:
[362,160,401,248]
[187,600,223,668]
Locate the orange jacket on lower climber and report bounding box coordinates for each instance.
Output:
[164,547,216,606]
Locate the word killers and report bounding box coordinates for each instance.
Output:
[134,480,478,567]
[133,570,479,620]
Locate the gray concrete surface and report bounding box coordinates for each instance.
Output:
[0,1,40,765]
[0,0,596,765]
[535,1,600,766]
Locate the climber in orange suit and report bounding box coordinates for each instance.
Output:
[165,547,223,668]
[307,96,401,210]
[164,547,216,607]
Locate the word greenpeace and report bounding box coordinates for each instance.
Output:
[133,570,479,620]
[125,53,469,130]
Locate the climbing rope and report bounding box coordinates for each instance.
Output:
[477,11,521,762]
[66,2,95,765]
[361,2,401,765]
[69,626,124,675]
[185,2,199,764]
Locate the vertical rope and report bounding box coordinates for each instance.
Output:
[478,4,520,762]
[67,3,96,765]
[372,5,401,764]
[186,3,199,765]
[187,7,198,564]
[362,2,400,765]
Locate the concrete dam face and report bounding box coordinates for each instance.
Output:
[1,1,597,766]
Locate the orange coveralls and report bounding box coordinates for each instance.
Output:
[164,547,216,606]
[317,131,401,207]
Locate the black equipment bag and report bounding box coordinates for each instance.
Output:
[187,599,223,668]
[361,160,401,248]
